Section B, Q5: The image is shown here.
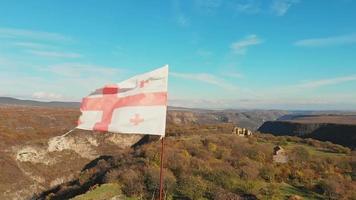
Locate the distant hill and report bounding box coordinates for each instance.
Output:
[0,97,80,108]
[0,97,288,130]
[258,115,356,148]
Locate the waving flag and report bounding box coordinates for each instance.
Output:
[77,65,168,136]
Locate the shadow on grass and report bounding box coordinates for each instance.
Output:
[281,184,324,200]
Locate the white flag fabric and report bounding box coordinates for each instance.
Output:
[77,65,168,136]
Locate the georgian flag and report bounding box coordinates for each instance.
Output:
[77,65,168,136]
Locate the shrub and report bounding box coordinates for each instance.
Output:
[104,169,120,183]
[248,137,257,145]
[207,142,217,153]
[177,176,208,200]
[330,145,351,154]
[304,138,321,148]
[352,151,356,181]
[274,165,291,182]
[276,138,288,146]
[245,148,266,162]
[258,183,281,200]
[166,149,190,178]
[144,166,177,199]
[235,180,263,196]
[240,165,260,180]
[215,147,231,160]
[336,159,352,173]
[291,146,310,163]
[119,169,145,197]
[211,188,241,200]
[259,166,275,182]
[316,179,342,199]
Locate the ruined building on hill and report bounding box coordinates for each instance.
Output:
[232,127,252,137]
[273,145,288,163]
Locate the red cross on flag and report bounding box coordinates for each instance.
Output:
[77,65,168,136]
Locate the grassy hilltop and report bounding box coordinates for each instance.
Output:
[0,104,354,200]
[38,126,355,200]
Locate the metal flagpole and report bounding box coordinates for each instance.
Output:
[158,137,165,200]
[61,128,76,137]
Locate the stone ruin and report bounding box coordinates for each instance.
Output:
[273,145,288,163]
[232,127,252,137]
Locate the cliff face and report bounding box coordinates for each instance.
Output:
[258,120,356,148]
[168,110,288,131]
[0,105,145,200]
[0,104,287,199]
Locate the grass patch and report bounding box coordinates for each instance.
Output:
[280,183,324,200]
[283,142,348,158]
[71,183,122,200]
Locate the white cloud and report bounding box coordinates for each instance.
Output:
[296,75,356,89]
[46,63,120,78]
[27,50,82,58]
[230,34,262,54]
[294,33,356,47]
[271,0,299,16]
[171,72,238,90]
[0,27,71,42]
[32,91,63,100]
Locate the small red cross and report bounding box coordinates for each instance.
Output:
[130,113,144,125]
[139,80,149,88]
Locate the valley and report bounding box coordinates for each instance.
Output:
[0,101,355,199]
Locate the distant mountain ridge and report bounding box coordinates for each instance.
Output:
[0,96,288,130]
[0,97,80,108]
[0,97,212,111]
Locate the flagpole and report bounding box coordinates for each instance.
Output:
[159,137,164,200]
[61,128,76,137]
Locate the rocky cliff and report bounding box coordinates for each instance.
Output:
[168,110,288,130]
[258,115,356,148]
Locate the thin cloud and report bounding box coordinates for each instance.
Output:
[234,0,261,14]
[196,49,213,57]
[295,33,356,47]
[230,34,262,54]
[46,63,120,78]
[0,27,71,42]
[0,62,123,101]
[168,97,331,109]
[195,0,222,14]
[172,0,190,27]
[169,94,356,110]
[13,42,51,49]
[177,14,190,27]
[32,91,63,100]
[171,72,238,91]
[223,72,244,79]
[296,75,356,89]
[271,0,299,16]
[27,50,82,58]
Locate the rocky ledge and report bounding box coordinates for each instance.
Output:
[258,115,356,148]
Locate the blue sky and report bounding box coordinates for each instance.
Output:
[0,0,355,110]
